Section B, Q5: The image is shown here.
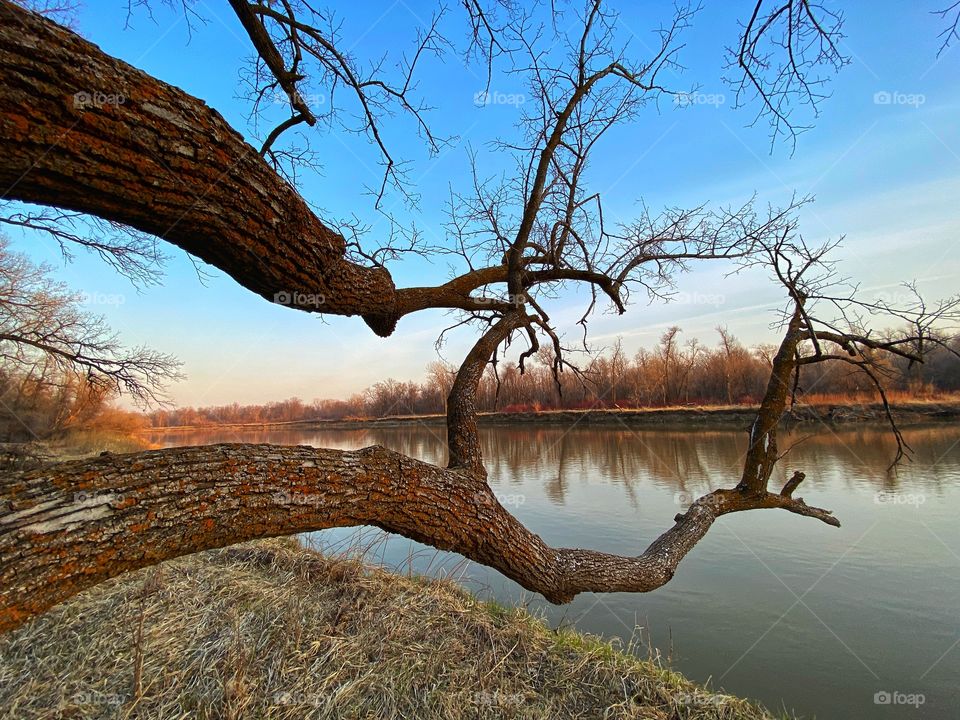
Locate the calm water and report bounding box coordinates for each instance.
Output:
[151,423,960,719]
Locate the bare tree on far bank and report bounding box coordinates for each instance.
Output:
[0,237,181,446]
[150,324,960,427]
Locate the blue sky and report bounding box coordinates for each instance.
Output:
[8,1,960,406]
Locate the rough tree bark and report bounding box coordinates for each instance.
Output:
[445,312,527,475]
[0,1,515,336]
[0,2,843,634]
[738,301,806,493]
[0,443,837,634]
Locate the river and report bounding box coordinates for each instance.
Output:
[149,423,960,719]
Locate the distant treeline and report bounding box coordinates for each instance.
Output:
[149,327,960,427]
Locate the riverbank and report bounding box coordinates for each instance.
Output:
[146,398,960,433]
[0,538,781,719]
[0,430,155,470]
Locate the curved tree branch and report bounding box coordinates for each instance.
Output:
[0,3,796,342]
[0,1,498,337]
[0,442,838,634]
[0,1,396,327]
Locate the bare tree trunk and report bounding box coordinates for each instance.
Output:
[738,303,805,493]
[446,313,526,474]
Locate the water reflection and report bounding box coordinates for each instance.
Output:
[153,422,960,495]
[148,423,960,719]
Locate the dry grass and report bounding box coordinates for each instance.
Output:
[42,429,156,460]
[0,539,780,720]
[797,390,960,406]
[1,432,155,472]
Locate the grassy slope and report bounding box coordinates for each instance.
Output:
[0,539,780,720]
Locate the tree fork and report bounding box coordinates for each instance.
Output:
[0,3,660,334]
